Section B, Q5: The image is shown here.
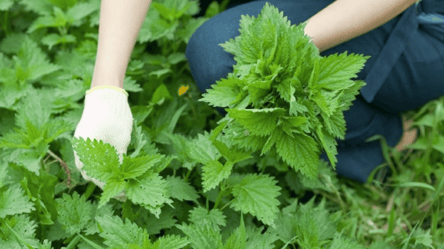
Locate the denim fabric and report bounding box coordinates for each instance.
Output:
[365,0,444,113]
[185,0,443,183]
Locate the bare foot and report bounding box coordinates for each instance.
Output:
[394,117,418,153]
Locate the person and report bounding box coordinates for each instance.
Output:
[73,0,444,201]
[185,0,443,183]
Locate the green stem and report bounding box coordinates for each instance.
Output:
[183,167,193,181]
[213,180,227,210]
[219,199,233,211]
[2,11,9,35]
[83,182,96,200]
[4,221,33,249]
[65,234,81,249]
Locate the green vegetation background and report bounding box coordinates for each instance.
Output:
[0,0,442,248]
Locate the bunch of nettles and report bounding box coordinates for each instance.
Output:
[200,2,370,180]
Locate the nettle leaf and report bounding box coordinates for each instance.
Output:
[315,52,370,91]
[71,137,121,182]
[223,213,246,249]
[165,175,199,202]
[229,173,281,228]
[244,225,279,249]
[187,133,220,165]
[188,206,227,231]
[96,214,148,248]
[270,197,338,247]
[176,223,224,249]
[261,128,287,157]
[151,234,190,249]
[274,129,320,180]
[0,184,35,218]
[223,122,269,153]
[328,232,366,249]
[125,173,173,218]
[0,0,14,11]
[163,132,198,170]
[199,75,245,107]
[276,77,297,103]
[321,109,346,140]
[120,154,164,179]
[211,139,252,164]
[13,36,61,81]
[311,89,331,117]
[1,214,40,248]
[315,125,338,171]
[202,160,234,193]
[99,178,126,208]
[226,108,286,136]
[294,198,337,247]
[55,192,94,235]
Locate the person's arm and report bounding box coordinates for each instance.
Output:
[304,0,418,53]
[91,0,152,89]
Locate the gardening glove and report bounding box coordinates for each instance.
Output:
[73,85,133,202]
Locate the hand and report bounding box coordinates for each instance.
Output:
[73,86,133,202]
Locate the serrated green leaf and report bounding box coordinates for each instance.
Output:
[176,223,223,249]
[230,174,281,227]
[96,214,148,248]
[315,125,338,170]
[152,234,190,249]
[120,154,164,180]
[315,52,370,91]
[223,122,269,152]
[1,214,40,248]
[0,184,35,218]
[55,192,94,235]
[212,139,252,164]
[245,225,279,249]
[165,175,199,202]
[226,108,286,136]
[99,178,126,208]
[125,173,173,218]
[223,213,246,249]
[274,129,320,180]
[202,160,234,193]
[328,232,366,249]
[187,133,220,165]
[199,76,244,107]
[189,206,226,231]
[71,137,121,182]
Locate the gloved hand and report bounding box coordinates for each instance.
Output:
[73,85,133,202]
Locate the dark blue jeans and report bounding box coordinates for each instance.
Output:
[185,0,444,181]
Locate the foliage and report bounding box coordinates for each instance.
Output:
[0,0,443,248]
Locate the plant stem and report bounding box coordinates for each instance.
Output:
[65,234,81,249]
[47,149,72,188]
[213,180,227,210]
[84,182,96,200]
[2,11,9,35]
[220,199,233,211]
[184,167,193,181]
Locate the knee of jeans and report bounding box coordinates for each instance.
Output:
[186,33,229,117]
[186,28,235,95]
[185,29,209,94]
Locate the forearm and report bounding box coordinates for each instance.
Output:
[91,0,152,89]
[304,0,418,53]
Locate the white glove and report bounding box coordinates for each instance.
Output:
[73,85,133,202]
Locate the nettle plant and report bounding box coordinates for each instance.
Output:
[0,0,378,248]
[200,2,370,180]
[71,2,371,248]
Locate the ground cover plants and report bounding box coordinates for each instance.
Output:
[0,0,443,248]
